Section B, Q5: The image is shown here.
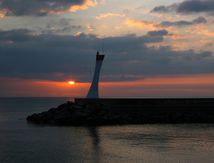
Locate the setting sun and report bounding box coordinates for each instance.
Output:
[68,81,75,85]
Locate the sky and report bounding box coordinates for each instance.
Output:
[0,0,214,97]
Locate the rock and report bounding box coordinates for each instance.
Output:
[27,101,113,126]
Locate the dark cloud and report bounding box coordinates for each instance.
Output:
[0,0,86,16]
[177,0,214,14]
[151,0,214,14]
[0,29,34,42]
[0,29,214,82]
[151,4,178,13]
[147,30,168,36]
[160,17,207,27]
[43,18,83,34]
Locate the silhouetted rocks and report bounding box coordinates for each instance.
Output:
[27,98,214,126]
[27,101,118,126]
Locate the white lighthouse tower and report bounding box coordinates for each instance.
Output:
[87,51,105,98]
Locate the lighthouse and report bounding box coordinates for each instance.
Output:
[86,51,105,98]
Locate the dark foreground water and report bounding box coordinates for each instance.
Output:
[1,98,214,163]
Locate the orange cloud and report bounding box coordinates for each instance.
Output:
[95,12,125,20]
[39,0,97,15]
[124,19,158,31]
[123,17,214,52]
[193,27,214,37]
[0,9,7,18]
[146,24,214,52]
[69,0,97,12]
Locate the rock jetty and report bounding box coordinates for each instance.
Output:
[27,101,120,126]
[27,98,214,126]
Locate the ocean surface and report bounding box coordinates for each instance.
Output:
[1,98,214,163]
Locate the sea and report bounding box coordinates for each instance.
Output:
[0,97,214,163]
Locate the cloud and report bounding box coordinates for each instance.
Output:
[0,0,97,16]
[42,18,83,34]
[0,9,7,18]
[151,4,178,13]
[125,19,158,31]
[95,12,125,20]
[147,30,168,36]
[177,0,214,14]
[0,29,214,82]
[124,17,204,32]
[68,0,97,12]
[160,16,207,27]
[151,0,214,14]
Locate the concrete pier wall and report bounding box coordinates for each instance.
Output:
[75,98,214,113]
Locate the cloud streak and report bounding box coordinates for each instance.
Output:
[95,12,125,20]
[159,17,207,27]
[124,19,158,31]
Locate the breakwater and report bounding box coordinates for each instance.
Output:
[27,98,214,126]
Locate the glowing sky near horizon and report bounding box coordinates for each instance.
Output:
[0,0,214,97]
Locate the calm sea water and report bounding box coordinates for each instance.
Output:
[0,98,214,163]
